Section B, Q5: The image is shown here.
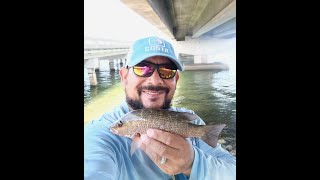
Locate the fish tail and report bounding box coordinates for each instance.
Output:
[201,124,226,148]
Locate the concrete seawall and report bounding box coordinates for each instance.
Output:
[183,63,229,71]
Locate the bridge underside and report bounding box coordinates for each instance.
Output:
[121,0,236,41]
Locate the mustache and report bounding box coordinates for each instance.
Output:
[138,85,170,94]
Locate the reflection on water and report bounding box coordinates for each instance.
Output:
[84,68,236,155]
[84,68,91,98]
[174,70,236,122]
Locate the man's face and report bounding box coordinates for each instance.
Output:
[119,56,180,109]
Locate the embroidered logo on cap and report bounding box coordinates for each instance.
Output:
[148,38,165,47]
[145,37,169,53]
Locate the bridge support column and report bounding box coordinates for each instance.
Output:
[120,59,123,68]
[115,59,119,70]
[109,60,115,71]
[87,68,98,86]
[194,55,208,64]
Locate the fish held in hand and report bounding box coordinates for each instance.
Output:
[109,109,226,155]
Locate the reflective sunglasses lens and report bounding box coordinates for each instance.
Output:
[133,65,154,77]
[159,68,176,79]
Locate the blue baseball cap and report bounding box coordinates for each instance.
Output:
[126,36,184,71]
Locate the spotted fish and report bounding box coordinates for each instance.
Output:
[109,109,226,154]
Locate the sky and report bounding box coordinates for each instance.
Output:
[84,0,168,41]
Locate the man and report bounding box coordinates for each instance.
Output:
[84,36,236,180]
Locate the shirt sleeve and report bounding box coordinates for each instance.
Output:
[188,142,236,180]
[84,118,119,180]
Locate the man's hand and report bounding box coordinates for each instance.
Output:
[133,129,194,176]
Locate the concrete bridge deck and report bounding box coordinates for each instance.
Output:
[120,0,236,41]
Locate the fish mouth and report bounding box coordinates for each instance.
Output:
[109,128,118,134]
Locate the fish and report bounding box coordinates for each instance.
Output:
[109,109,226,155]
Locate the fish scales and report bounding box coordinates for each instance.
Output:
[138,109,199,137]
[111,109,213,137]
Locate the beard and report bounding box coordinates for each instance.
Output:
[126,85,173,110]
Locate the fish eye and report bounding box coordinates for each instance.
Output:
[118,121,123,127]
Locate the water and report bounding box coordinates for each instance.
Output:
[174,70,236,154]
[84,68,236,155]
[84,70,121,106]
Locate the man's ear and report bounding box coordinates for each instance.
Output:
[175,71,180,83]
[119,67,128,86]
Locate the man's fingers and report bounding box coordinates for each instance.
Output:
[141,134,177,159]
[146,129,186,149]
[138,132,194,175]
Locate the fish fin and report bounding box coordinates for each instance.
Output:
[201,124,226,148]
[130,131,141,156]
[130,140,139,156]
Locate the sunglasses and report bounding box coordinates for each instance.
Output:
[128,61,177,79]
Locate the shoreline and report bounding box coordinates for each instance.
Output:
[183,63,229,71]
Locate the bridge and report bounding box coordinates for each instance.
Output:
[84,37,132,86]
[84,0,236,86]
[84,37,131,60]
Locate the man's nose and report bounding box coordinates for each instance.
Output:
[147,69,163,84]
